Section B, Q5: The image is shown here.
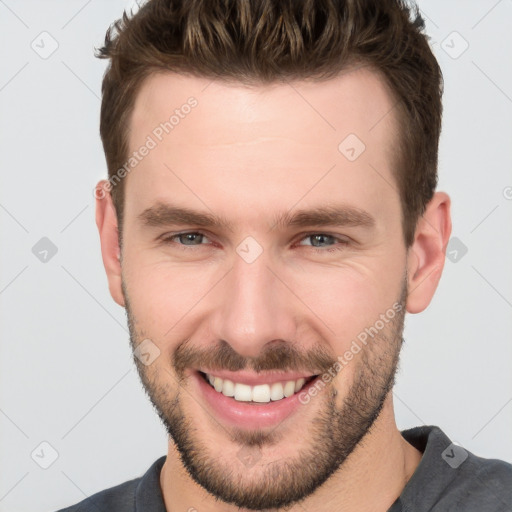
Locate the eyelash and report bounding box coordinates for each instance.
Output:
[159,231,350,254]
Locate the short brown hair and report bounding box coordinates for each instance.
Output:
[97,0,443,248]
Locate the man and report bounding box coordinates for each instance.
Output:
[57,0,512,510]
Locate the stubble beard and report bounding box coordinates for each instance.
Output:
[124,278,407,510]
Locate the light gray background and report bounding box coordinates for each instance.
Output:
[0,1,511,511]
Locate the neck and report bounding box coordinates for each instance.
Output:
[160,395,422,512]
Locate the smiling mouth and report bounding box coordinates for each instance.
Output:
[198,371,318,404]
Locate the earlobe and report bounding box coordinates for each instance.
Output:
[95,180,126,307]
[406,191,452,314]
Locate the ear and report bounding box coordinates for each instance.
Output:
[406,191,452,314]
[95,180,125,307]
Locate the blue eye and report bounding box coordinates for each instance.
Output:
[159,231,349,254]
[161,232,210,246]
[300,234,337,247]
[297,233,349,253]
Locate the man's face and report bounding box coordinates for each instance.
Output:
[120,68,409,509]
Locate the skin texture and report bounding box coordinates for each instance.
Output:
[96,67,452,511]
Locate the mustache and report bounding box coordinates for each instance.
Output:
[173,339,338,378]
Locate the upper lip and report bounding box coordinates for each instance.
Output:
[197,369,317,386]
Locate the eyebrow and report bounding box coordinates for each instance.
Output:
[137,202,376,232]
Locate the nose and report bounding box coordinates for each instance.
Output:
[209,248,297,359]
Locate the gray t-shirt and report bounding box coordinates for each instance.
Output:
[55,425,512,511]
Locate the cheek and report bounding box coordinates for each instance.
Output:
[122,229,405,354]
[285,260,397,352]
[122,254,219,335]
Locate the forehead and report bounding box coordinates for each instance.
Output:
[125,67,400,226]
[130,67,398,148]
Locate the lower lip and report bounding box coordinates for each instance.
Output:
[192,371,320,429]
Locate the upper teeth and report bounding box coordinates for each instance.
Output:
[206,373,309,403]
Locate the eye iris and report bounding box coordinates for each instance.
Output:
[311,234,333,247]
[180,233,202,245]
